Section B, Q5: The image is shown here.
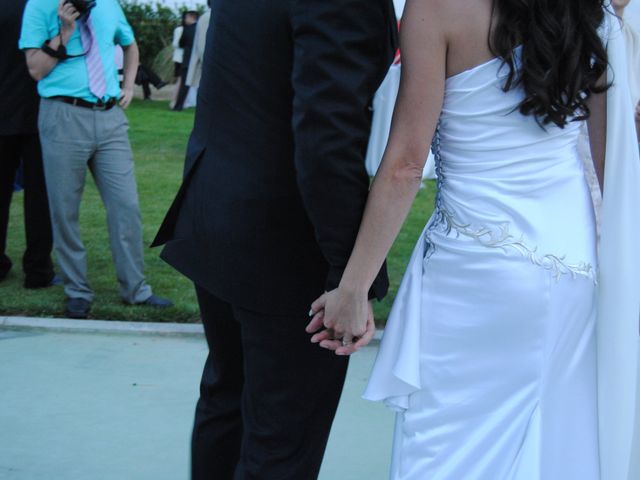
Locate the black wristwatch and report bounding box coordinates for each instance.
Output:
[41,38,69,60]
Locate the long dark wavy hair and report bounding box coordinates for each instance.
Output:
[489,0,609,128]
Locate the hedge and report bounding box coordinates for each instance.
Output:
[121,1,207,77]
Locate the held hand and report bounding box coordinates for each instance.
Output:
[119,87,134,109]
[325,303,376,356]
[58,0,79,41]
[306,290,376,356]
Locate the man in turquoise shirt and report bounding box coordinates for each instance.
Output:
[20,0,135,104]
[20,0,172,318]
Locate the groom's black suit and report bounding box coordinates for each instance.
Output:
[153,0,397,478]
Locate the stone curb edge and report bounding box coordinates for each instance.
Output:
[0,316,384,341]
[0,316,204,336]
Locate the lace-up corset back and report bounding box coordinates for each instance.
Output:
[428,47,597,280]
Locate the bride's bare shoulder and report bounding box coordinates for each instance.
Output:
[408,0,494,75]
[405,0,453,20]
[406,0,492,38]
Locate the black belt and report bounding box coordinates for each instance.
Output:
[50,96,117,111]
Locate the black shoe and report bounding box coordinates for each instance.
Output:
[65,298,91,319]
[136,294,173,308]
[24,274,62,289]
[157,81,167,89]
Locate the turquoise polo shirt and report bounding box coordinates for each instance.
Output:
[19,0,135,102]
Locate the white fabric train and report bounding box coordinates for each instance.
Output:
[597,8,640,480]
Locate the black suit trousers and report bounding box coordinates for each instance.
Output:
[0,133,53,283]
[192,285,349,480]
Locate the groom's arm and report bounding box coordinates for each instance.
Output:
[291,0,393,300]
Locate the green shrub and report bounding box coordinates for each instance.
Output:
[121,1,208,77]
[121,1,179,68]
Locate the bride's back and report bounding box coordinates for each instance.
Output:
[430,0,608,130]
[400,0,609,275]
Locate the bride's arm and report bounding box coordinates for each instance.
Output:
[307,0,448,353]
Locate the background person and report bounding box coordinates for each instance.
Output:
[135,64,166,101]
[0,0,55,288]
[185,2,210,90]
[169,14,184,109]
[19,0,172,319]
[172,10,198,112]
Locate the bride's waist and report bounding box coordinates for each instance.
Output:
[425,202,597,278]
[432,189,595,240]
[436,171,593,222]
[427,210,595,249]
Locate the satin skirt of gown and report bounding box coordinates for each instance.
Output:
[364,47,601,479]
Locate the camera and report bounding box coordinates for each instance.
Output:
[64,0,96,20]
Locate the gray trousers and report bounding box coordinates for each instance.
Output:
[38,98,152,304]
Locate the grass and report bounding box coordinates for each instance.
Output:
[0,100,434,324]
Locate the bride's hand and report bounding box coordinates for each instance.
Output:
[305,289,376,355]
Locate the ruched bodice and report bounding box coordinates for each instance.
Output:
[429,48,597,280]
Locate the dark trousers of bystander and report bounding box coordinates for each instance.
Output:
[173,66,191,111]
[136,65,166,100]
[192,285,350,480]
[0,133,54,286]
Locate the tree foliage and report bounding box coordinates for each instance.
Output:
[120,1,206,68]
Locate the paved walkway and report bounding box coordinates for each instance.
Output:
[0,327,394,480]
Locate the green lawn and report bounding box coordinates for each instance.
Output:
[0,100,434,324]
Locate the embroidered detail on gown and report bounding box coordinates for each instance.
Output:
[424,122,596,282]
[363,46,600,479]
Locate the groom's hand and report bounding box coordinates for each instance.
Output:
[305,291,376,356]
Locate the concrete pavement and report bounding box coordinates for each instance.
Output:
[0,325,394,480]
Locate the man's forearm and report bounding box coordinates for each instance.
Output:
[25,29,72,81]
[121,42,139,91]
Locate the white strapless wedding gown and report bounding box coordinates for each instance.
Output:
[363,47,602,479]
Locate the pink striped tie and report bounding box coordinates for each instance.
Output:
[79,17,107,101]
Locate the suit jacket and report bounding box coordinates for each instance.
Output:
[186,9,210,88]
[153,0,398,314]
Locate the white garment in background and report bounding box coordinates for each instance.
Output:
[622,19,640,108]
[365,64,399,176]
[172,25,184,64]
[364,9,639,480]
[186,9,211,88]
[393,0,405,17]
[366,0,435,178]
[596,12,640,480]
[365,64,435,179]
[183,86,197,109]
